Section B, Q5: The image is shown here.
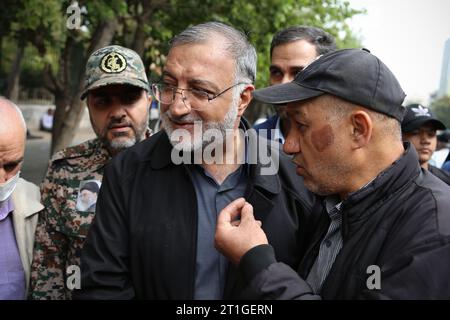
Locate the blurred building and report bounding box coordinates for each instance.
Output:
[438,38,450,97]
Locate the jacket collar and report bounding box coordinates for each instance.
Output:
[341,142,420,239]
[11,178,43,218]
[149,118,281,195]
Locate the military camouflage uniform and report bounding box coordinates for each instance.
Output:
[29,45,150,299]
[29,138,110,299]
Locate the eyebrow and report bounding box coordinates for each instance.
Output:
[161,71,220,92]
[1,157,24,167]
[269,65,281,71]
[287,107,307,117]
[161,70,175,80]
[188,79,220,92]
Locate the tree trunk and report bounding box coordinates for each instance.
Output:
[51,91,85,154]
[50,19,118,154]
[132,18,146,57]
[5,43,24,101]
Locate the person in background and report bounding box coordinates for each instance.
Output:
[401,104,450,185]
[0,97,43,299]
[29,45,152,299]
[40,108,54,132]
[254,26,336,143]
[431,131,450,168]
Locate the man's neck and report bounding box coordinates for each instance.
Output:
[421,162,429,170]
[339,141,405,200]
[201,129,244,185]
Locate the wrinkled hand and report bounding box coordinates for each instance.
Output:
[215,198,268,265]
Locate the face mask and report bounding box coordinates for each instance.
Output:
[0,171,20,203]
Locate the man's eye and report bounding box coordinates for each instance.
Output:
[120,92,141,104]
[191,88,211,98]
[270,70,282,77]
[93,98,109,107]
[297,122,307,131]
[3,163,18,172]
[291,68,303,77]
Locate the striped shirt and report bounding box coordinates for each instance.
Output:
[305,196,343,294]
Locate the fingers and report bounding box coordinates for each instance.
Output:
[240,202,255,223]
[217,197,246,225]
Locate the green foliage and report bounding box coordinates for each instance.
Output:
[431,96,450,128]
[1,0,364,97]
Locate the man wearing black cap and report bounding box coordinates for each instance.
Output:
[401,104,450,185]
[215,49,450,299]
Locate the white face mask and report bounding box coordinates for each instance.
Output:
[0,171,20,203]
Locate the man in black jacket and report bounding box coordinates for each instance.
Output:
[215,49,450,299]
[74,22,314,299]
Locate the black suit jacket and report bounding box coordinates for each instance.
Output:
[74,126,314,299]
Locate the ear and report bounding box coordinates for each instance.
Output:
[237,84,255,117]
[350,110,373,149]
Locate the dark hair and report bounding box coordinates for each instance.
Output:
[270,26,336,58]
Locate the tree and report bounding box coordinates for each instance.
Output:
[431,95,450,128]
[3,0,363,154]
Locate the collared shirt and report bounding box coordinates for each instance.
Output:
[273,116,285,144]
[0,198,26,300]
[305,195,343,294]
[186,164,247,300]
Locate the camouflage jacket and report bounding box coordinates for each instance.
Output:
[29,138,111,300]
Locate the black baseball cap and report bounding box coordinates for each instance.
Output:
[401,104,446,133]
[253,48,407,121]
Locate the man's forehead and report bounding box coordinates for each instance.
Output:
[286,101,312,117]
[165,41,235,78]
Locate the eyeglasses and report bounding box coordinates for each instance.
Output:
[151,82,248,110]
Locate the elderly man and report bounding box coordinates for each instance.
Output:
[0,97,43,299]
[254,26,336,143]
[74,22,314,300]
[30,45,152,299]
[215,49,450,299]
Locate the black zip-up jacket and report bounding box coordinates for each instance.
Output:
[429,165,450,185]
[74,123,314,299]
[239,143,450,299]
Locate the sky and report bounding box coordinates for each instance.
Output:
[345,0,450,104]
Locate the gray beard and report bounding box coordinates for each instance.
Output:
[161,97,239,152]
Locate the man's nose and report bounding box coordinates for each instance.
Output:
[169,91,191,117]
[420,133,431,144]
[0,170,6,184]
[0,169,12,183]
[283,130,300,155]
[108,100,128,118]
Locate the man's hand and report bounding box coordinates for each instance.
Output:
[215,198,268,265]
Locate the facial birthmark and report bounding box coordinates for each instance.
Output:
[311,125,334,152]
